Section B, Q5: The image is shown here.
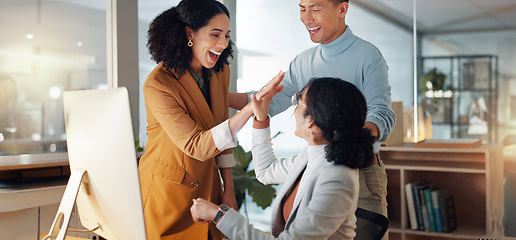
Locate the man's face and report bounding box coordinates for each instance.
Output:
[299,0,347,44]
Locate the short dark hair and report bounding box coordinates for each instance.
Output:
[329,0,350,5]
[147,0,234,77]
[302,77,374,169]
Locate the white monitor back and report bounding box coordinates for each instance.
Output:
[63,87,146,240]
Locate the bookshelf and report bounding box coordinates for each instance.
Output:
[420,55,498,143]
[381,143,504,240]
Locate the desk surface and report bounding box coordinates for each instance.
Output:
[40,233,90,240]
[0,153,68,171]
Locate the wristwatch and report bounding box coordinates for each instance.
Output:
[213,204,230,224]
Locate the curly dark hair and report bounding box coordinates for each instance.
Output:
[301,77,374,169]
[147,0,234,77]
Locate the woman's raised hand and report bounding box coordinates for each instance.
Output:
[251,71,285,121]
[255,71,285,101]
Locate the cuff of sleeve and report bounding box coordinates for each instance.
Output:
[216,154,237,168]
[217,208,245,236]
[212,119,238,151]
[253,115,270,129]
[366,117,384,142]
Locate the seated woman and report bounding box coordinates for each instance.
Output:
[191,77,375,239]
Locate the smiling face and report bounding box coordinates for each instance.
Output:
[299,0,348,44]
[187,13,231,74]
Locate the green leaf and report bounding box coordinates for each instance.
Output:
[272,131,282,139]
[231,139,281,210]
[247,179,277,210]
[232,167,252,190]
[232,144,252,170]
[232,166,252,209]
[246,169,255,177]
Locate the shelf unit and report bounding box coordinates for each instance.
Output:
[420,55,498,143]
[381,143,504,240]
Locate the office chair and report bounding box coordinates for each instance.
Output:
[505,171,516,237]
[354,207,390,240]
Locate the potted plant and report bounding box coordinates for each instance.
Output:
[420,68,451,123]
[232,133,281,216]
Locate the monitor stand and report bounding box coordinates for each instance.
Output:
[44,169,89,240]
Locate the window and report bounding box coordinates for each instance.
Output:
[0,0,106,156]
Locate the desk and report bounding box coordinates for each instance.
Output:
[0,183,65,212]
[40,233,91,240]
[0,153,69,239]
[0,153,68,171]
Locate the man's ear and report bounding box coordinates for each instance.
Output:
[339,2,349,19]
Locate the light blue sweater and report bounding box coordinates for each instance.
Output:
[264,26,396,152]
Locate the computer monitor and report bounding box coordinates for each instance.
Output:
[45,87,147,240]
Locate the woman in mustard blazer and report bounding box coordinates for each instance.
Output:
[138,0,281,239]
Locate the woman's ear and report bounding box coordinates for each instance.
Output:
[185,26,193,40]
[306,115,315,128]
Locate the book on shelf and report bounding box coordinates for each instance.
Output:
[417,183,431,231]
[431,189,444,232]
[411,183,425,230]
[405,182,418,230]
[407,182,457,233]
[439,193,457,233]
[423,187,437,232]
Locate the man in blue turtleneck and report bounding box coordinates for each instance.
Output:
[229,0,395,236]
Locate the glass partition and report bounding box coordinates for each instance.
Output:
[418,3,516,144]
[0,0,107,156]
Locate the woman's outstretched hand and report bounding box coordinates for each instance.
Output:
[255,71,285,101]
[251,71,285,121]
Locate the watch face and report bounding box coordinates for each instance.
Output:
[220,204,230,212]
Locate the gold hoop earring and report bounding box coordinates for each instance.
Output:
[187,40,193,47]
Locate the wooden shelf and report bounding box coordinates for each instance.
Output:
[382,143,504,239]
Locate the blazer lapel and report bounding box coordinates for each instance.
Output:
[208,70,225,123]
[271,150,309,235]
[176,70,216,129]
[285,157,326,229]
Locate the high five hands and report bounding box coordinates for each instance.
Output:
[251,71,285,121]
[190,71,284,225]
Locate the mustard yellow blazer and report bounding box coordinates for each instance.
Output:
[139,63,231,240]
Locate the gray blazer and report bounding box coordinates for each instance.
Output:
[217,128,359,240]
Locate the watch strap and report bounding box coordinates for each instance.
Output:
[214,204,229,223]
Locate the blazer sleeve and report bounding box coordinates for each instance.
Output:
[252,127,296,185]
[143,77,236,161]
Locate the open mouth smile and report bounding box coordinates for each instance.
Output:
[307,26,321,35]
[209,50,222,62]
